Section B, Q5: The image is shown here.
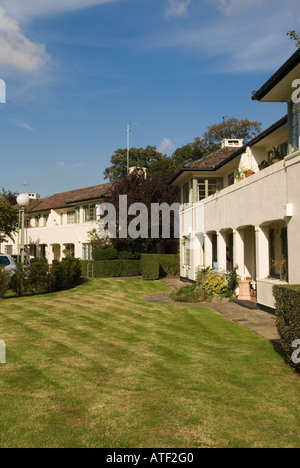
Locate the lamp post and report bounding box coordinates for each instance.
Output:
[17,194,30,264]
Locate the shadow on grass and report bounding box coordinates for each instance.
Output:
[2,278,88,301]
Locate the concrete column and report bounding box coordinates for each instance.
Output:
[255,226,269,279]
[233,229,245,279]
[75,242,83,259]
[47,245,54,264]
[204,234,213,268]
[217,231,227,271]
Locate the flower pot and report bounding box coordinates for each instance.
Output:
[245,170,255,178]
[258,164,268,171]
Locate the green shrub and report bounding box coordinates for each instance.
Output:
[81,260,141,278]
[273,284,300,372]
[10,263,29,297]
[0,266,11,299]
[62,258,82,289]
[226,266,240,294]
[141,255,160,280]
[49,261,67,292]
[201,270,229,298]
[28,259,49,295]
[117,250,136,260]
[170,284,206,303]
[159,255,180,277]
[141,254,180,280]
[92,248,118,261]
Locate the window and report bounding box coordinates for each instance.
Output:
[197,178,223,201]
[82,244,93,260]
[184,238,191,266]
[40,245,46,259]
[4,246,12,255]
[269,226,288,281]
[26,217,31,228]
[67,208,80,225]
[43,215,49,227]
[289,102,300,152]
[67,211,75,224]
[228,173,235,186]
[280,142,288,158]
[84,204,96,222]
[60,213,64,225]
[35,215,40,228]
[182,183,190,205]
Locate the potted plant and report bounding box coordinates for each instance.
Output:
[234,167,245,182]
[244,169,255,178]
[258,160,269,170]
[270,146,283,164]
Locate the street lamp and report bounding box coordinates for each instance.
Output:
[17,194,30,264]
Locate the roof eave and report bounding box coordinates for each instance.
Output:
[252,49,300,102]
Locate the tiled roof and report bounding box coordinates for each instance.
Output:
[184,147,237,171]
[20,182,114,213]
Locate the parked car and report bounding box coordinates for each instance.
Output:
[0,254,16,274]
[11,254,31,270]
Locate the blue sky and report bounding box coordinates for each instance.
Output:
[0,0,299,197]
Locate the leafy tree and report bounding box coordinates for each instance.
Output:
[104,146,169,181]
[0,266,11,299]
[0,189,18,243]
[102,169,179,252]
[287,30,300,48]
[169,118,261,173]
[200,118,262,155]
[103,118,262,181]
[171,139,206,172]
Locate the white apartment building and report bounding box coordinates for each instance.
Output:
[170,49,300,312]
[1,183,114,263]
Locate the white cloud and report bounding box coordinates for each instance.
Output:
[8,119,35,131]
[164,0,191,18]
[1,0,119,23]
[0,7,50,73]
[148,0,299,73]
[216,0,266,15]
[56,161,85,169]
[158,138,173,153]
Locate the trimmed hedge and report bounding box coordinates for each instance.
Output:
[273,284,300,372]
[141,254,180,280]
[92,247,118,261]
[81,260,141,278]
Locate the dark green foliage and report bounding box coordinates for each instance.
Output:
[117,250,136,260]
[49,261,67,292]
[0,266,11,299]
[226,266,240,294]
[10,263,29,297]
[273,285,300,372]
[141,255,160,280]
[0,189,18,243]
[81,260,141,278]
[62,258,82,289]
[11,258,82,297]
[92,247,118,261]
[141,254,180,280]
[27,259,49,295]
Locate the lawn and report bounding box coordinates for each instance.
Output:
[0,277,300,448]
